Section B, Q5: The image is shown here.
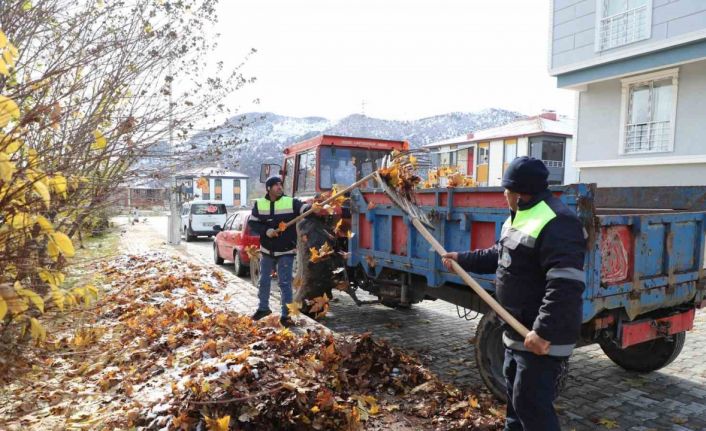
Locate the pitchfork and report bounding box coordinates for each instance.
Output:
[374,154,531,338]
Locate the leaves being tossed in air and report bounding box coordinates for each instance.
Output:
[326,186,347,207]
[308,293,329,319]
[309,243,334,263]
[286,301,302,317]
[196,176,208,190]
[334,219,344,236]
[245,245,259,259]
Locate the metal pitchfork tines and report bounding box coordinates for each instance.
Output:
[377,149,434,229]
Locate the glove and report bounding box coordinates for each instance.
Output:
[266,228,279,238]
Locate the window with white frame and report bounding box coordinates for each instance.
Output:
[597,0,651,51]
[620,68,678,154]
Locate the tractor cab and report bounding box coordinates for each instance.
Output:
[260,135,408,199]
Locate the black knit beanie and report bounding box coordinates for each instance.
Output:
[501,156,549,194]
[265,176,282,190]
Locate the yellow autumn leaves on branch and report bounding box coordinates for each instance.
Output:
[0,30,19,78]
[0,28,91,344]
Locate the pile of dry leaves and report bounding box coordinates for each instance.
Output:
[0,252,504,430]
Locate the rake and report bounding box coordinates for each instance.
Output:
[374,161,530,338]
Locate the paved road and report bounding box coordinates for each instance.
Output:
[129,216,706,431]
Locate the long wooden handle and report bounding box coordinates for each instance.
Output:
[282,171,379,229]
[410,217,530,337]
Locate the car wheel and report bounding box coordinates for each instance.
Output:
[234,251,247,276]
[250,253,261,287]
[213,244,224,265]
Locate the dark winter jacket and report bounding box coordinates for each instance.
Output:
[248,194,307,256]
[457,189,586,356]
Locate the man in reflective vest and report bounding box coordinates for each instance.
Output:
[248,176,309,327]
[443,156,586,431]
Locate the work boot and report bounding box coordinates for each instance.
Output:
[279,316,294,328]
[251,309,271,321]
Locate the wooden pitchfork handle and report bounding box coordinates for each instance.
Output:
[280,171,379,230]
[409,217,530,338]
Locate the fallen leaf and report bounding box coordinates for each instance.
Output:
[308,294,329,319]
[597,418,618,429]
[204,414,230,431]
[286,302,302,317]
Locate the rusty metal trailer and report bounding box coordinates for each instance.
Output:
[346,183,706,399]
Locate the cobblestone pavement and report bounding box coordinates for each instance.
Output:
[121,217,706,431]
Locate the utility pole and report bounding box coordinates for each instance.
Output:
[167,41,181,245]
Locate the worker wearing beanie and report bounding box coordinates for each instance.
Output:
[443,156,586,431]
[248,176,310,328]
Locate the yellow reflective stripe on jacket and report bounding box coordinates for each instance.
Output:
[504,201,557,248]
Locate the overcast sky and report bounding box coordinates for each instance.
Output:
[214,0,575,121]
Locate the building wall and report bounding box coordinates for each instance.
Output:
[552,0,706,71]
[580,163,706,186]
[575,60,706,186]
[517,137,529,157]
[577,60,706,161]
[564,137,579,184]
[115,188,167,209]
[190,176,248,207]
[488,140,505,186]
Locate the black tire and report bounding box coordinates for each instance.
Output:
[184,226,195,242]
[475,311,508,401]
[599,332,686,372]
[234,251,247,276]
[380,299,412,309]
[213,244,224,265]
[250,253,261,287]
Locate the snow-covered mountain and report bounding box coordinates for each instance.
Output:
[176,108,524,188]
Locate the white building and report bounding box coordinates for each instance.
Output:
[176,166,249,208]
[424,112,576,186]
[549,0,706,187]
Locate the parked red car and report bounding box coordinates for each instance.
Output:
[213,210,259,276]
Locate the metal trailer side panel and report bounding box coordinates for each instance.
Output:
[348,184,705,323]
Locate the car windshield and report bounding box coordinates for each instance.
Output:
[319,147,390,189]
[191,203,226,215]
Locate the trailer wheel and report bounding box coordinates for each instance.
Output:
[599,332,686,372]
[475,311,507,401]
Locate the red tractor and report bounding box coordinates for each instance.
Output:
[260,134,408,199]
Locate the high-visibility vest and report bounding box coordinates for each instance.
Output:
[501,200,557,249]
[256,196,294,216]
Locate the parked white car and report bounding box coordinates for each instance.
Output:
[180,200,228,241]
